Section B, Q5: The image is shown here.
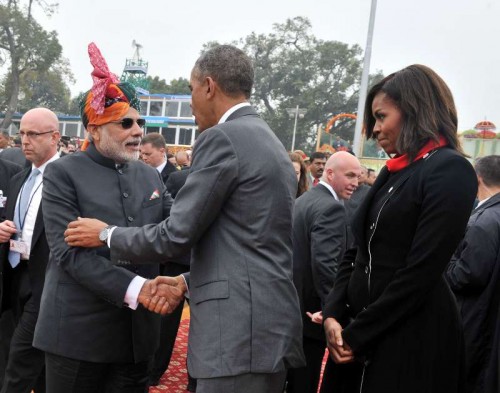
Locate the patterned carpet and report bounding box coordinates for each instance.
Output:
[149,312,190,393]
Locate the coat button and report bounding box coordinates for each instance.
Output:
[123,192,129,198]
[118,169,123,175]
[370,223,375,230]
[365,266,369,274]
[127,216,134,222]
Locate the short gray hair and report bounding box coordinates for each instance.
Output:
[194,45,254,99]
[475,155,500,187]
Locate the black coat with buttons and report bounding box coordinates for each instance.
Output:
[33,143,173,363]
[323,147,477,393]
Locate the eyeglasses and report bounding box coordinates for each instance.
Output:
[108,118,146,130]
[19,130,55,139]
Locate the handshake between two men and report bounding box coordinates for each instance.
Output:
[64,217,187,315]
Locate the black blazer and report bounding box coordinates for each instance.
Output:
[33,144,173,363]
[160,160,178,184]
[165,167,189,199]
[0,168,49,314]
[0,158,22,218]
[292,183,347,341]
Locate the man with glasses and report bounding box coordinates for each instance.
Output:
[0,107,60,393]
[32,43,175,393]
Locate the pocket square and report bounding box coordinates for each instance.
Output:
[150,189,160,200]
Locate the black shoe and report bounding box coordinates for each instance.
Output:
[186,381,196,392]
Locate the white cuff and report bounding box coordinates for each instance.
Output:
[124,276,147,310]
[181,273,190,299]
[106,226,117,248]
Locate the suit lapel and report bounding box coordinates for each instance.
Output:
[6,168,45,250]
[30,201,44,250]
[5,168,30,220]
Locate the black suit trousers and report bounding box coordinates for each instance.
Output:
[1,262,45,393]
[45,353,149,393]
[149,262,189,381]
[286,336,326,393]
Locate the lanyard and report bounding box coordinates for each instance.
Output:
[17,181,42,233]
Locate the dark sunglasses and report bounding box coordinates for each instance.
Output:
[108,118,146,129]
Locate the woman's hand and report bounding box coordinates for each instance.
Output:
[324,317,355,364]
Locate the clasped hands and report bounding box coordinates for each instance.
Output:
[64,217,187,315]
[139,275,187,315]
[323,317,354,364]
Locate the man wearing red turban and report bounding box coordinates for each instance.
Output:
[33,43,177,392]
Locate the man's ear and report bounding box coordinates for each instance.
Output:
[87,125,100,142]
[206,77,216,99]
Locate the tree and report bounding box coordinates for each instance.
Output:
[147,76,190,95]
[0,0,72,127]
[203,17,383,152]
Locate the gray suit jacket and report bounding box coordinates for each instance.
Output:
[292,184,347,341]
[110,106,305,378]
[33,144,173,363]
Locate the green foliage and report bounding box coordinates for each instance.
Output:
[0,0,72,126]
[203,16,383,152]
[147,76,190,95]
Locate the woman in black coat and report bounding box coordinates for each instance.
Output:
[322,65,477,393]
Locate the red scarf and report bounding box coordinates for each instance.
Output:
[386,135,448,173]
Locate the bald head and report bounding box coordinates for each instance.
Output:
[322,151,362,200]
[20,107,60,167]
[175,150,190,167]
[22,108,59,129]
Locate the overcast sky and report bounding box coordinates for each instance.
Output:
[34,0,499,131]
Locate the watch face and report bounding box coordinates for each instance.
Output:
[99,228,108,242]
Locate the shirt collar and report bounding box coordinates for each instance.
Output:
[156,160,167,174]
[32,152,59,175]
[218,102,251,124]
[319,180,340,201]
[476,196,492,209]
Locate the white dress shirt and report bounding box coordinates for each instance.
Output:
[18,152,59,259]
[156,160,167,174]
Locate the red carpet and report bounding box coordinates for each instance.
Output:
[149,318,190,393]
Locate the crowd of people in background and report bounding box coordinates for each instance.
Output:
[0,43,498,393]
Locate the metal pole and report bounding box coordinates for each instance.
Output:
[353,0,378,157]
[291,104,299,151]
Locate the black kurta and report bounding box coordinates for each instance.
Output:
[323,147,477,393]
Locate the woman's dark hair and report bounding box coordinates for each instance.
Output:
[289,152,309,198]
[364,64,463,162]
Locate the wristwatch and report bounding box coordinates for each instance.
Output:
[99,225,115,244]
